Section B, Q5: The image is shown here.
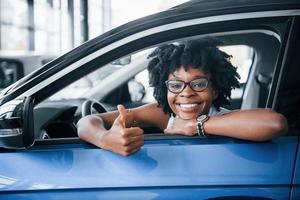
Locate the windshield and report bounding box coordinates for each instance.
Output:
[48,64,122,100]
[48,49,152,101]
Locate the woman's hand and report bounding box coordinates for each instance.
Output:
[164,117,197,136]
[99,105,144,156]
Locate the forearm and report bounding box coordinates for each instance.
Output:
[77,115,107,148]
[77,105,145,156]
[204,109,288,141]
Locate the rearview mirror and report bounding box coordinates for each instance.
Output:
[0,96,34,149]
[111,56,131,66]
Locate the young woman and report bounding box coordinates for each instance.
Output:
[77,38,287,156]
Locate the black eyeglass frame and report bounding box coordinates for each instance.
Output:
[165,77,209,94]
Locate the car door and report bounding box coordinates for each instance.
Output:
[0,3,300,200]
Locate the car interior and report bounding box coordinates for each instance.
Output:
[33,30,281,140]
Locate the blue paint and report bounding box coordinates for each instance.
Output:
[291,137,300,200]
[0,137,297,199]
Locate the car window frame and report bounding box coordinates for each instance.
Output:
[27,16,295,145]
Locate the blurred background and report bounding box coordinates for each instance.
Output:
[0,0,251,98]
[0,0,187,55]
[0,0,188,88]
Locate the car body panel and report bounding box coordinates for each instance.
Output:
[0,137,297,199]
[0,187,291,200]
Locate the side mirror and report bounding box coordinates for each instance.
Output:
[0,96,34,149]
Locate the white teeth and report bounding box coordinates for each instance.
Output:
[179,103,198,108]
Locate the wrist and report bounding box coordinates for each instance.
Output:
[97,129,111,149]
[181,118,198,136]
[196,115,209,137]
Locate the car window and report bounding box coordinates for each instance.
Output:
[37,31,280,139]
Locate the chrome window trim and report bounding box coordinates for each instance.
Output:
[19,9,300,98]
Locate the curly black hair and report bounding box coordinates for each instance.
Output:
[147,38,240,115]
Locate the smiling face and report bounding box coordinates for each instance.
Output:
[167,66,217,120]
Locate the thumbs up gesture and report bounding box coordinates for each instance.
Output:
[100,105,144,156]
[114,104,127,128]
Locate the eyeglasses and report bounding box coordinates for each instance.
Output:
[165,77,209,94]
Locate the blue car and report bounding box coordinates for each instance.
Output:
[0,0,299,199]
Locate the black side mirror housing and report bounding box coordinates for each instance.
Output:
[0,96,34,149]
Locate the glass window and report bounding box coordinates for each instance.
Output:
[74,0,85,47]
[0,0,28,26]
[60,0,72,53]
[34,0,73,54]
[88,0,104,39]
[1,25,29,50]
[110,0,189,28]
[0,0,29,50]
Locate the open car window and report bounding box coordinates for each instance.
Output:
[36,31,278,140]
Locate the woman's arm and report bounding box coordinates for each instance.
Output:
[77,103,169,156]
[77,105,144,156]
[205,109,288,141]
[164,109,288,141]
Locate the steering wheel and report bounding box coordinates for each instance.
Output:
[81,99,107,116]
